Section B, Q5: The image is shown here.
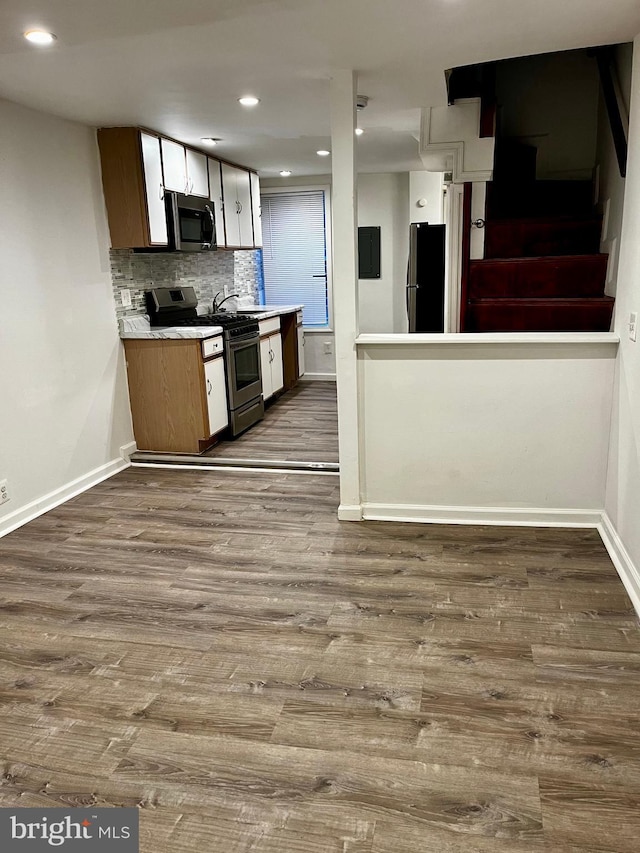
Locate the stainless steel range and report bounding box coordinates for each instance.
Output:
[145,287,264,437]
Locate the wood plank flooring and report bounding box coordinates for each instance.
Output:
[0,467,639,852]
[204,380,338,464]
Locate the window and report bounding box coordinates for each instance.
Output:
[260,188,331,328]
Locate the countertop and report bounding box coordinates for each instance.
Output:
[236,304,304,320]
[119,315,223,340]
[119,305,303,339]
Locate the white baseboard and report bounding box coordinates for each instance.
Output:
[120,441,137,460]
[598,513,640,618]
[300,373,336,382]
[338,504,363,521]
[361,502,602,527]
[0,457,130,539]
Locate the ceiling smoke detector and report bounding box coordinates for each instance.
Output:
[356,95,369,111]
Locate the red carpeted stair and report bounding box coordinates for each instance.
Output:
[466,182,614,332]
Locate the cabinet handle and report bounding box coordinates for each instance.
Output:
[207,379,212,395]
[238,201,243,213]
[159,182,165,200]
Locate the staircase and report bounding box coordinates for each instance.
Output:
[465,181,614,332]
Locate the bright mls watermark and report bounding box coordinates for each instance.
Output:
[0,809,139,851]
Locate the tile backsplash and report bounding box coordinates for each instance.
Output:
[110,249,260,319]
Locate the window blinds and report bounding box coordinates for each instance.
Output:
[260,190,329,327]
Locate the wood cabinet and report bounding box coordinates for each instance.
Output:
[259,318,284,400]
[297,312,305,377]
[123,335,228,453]
[99,127,168,249]
[98,126,259,249]
[222,163,254,248]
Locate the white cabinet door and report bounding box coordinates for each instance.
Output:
[236,168,253,247]
[250,172,262,247]
[140,132,168,245]
[260,337,273,400]
[204,357,229,436]
[208,159,226,248]
[221,163,241,247]
[161,139,187,193]
[186,149,209,197]
[270,333,284,394]
[297,326,305,377]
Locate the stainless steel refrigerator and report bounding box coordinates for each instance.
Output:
[407,222,446,333]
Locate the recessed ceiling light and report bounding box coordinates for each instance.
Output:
[316,150,330,157]
[238,96,260,107]
[355,128,364,136]
[24,30,56,45]
[279,170,292,177]
[200,137,220,145]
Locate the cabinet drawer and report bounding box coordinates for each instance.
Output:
[201,336,224,359]
[296,310,303,326]
[259,317,280,337]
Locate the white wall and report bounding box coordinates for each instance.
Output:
[496,51,600,180]
[596,43,633,298]
[358,339,616,519]
[0,98,133,534]
[303,334,336,378]
[605,35,640,572]
[408,171,444,225]
[357,173,409,334]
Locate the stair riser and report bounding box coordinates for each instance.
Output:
[469,256,608,299]
[467,301,614,333]
[485,220,602,259]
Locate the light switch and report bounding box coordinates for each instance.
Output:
[630,312,637,342]
[121,289,132,308]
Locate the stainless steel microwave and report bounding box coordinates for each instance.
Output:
[165,191,217,252]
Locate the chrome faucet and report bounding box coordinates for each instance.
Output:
[212,291,236,312]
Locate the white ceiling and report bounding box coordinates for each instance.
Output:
[1,0,639,177]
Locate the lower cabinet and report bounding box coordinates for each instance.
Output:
[204,356,229,436]
[296,312,305,377]
[123,336,228,453]
[259,318,284,401]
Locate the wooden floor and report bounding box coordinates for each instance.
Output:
[0,467,639,852]
[204,380,339,464]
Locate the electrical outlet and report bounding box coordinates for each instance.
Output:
[323,341,333,354]
[630,312,638,342]
[120,289,132,308]
[0,479,10,506]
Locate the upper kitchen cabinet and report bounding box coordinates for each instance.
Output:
[250,172,263,248]
[221,163,254,248]
[186,149,209,197]
[208,159,226,248]
[160,139,209,197]
[160,138,188,193]
[98,127,169,249]
[98,125,258,249]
